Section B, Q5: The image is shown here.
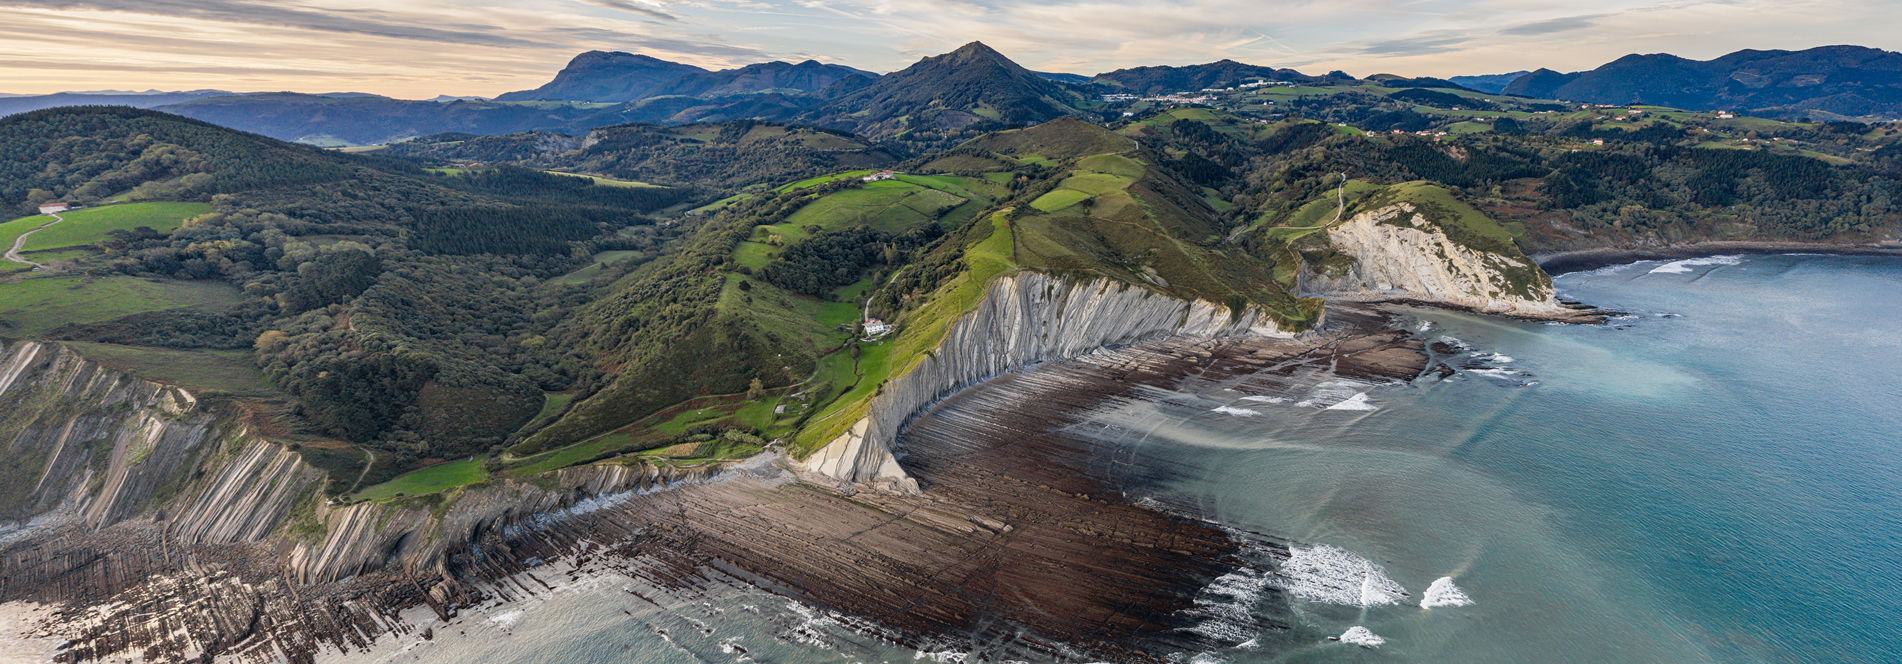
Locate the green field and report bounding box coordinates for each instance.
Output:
[775,170,873,192]
[544,171,665,188]
[6,202,210,253]
[782,180,968,234]
[508,430,638,476]
[1030,189,1092,211]
[550,250,643,285]
[352,459,489,502]
[63,342,279,397]
[0,276,242,338]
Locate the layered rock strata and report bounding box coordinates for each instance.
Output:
[1302,203,1578,319]
[799,272,1289,491]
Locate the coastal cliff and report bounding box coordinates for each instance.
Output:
[0,340,714,586]
[1299,201,1572,319]
[0,340,293,534]
[798,272,1287,491]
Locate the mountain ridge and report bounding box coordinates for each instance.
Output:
[1502,45,1902,119]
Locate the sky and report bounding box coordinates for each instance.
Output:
[0,0,1896,98]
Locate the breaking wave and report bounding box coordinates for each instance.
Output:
[1337,626,1385,647]
[1649,255,1743,274]
[1323,393,1377,411]
[1239,395,1289,404]
[1278,545,1407,607]
[1211,406,1261,417]
[1420,576,1474,608]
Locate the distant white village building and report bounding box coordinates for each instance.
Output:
[37,202,68,215]
[862,170,897,182]
[862,318,891,339]
[1715,111,1737,119]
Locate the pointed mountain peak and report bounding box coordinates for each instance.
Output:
[941,41,1019,67]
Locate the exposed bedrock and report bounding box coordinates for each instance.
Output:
[0,340,271,534]
[799,272,1290,492]
[1301,202,1576,319]
[0,339,715,588]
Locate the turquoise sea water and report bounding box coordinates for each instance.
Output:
[1105,254,1902,663]
[357,255,1901,664]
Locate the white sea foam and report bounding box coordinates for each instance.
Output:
[1648,255,1743,274]
[1278,545,1407,607]
[1420,576,1474,608]
[1323,393,1377,411]
[1468,368,1524,380]
[1182,565,1275,642]
[1475,352,1514,363]
[1437,336,1472,351]
[1337,626,1385,647]
[487,610,523,629]
[1416,320,1436,332]
[1239,395,1289,404]
[1211,406,1261,417]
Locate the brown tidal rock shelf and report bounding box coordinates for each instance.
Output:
[2,307,1427,663]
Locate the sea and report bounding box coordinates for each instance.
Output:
[347,254,1902,664]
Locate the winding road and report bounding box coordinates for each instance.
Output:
[5,211,66,270]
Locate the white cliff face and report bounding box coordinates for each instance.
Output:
[0,340,718,583]
[799,272,1287,492]
[0,340,243,529]
[287,461,715,583]
[1301,202,1565,318]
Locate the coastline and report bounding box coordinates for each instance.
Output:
[1534,241,1902,275]
[0,309,1431,663]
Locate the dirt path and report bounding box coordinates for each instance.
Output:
[1224,172,1349,244]
[5,212,65,269]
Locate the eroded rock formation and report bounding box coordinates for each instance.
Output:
[1301,202,1579,319]
[799,272,1289,491]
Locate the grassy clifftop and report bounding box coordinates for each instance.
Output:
[518,117,1325,469]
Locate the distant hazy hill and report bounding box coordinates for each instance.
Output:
[816,41,1088,138]
[499,52,872,103]
[1448,71,1530,94]
[1502,45,1902,120]
[0,90,232,117]
[155,93,635,146]
[385,120,897,188]
[496,51,708,102]
[648,60,874,98]
[1090,60,1323,94]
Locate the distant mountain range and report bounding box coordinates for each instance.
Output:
[11,43,1902,147]
[1500,45,1902,120]
[1447,71,1530,94]
[0,90,232,116]
[1088,59,1331,94]
[496,52,873,102]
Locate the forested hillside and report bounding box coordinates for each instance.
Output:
[384,120,899,189]
[0,107,693,487]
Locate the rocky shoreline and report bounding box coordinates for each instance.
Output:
[1,307,1428,663]
[1534,241,1902,275]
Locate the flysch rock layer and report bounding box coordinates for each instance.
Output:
[0,340,717,587]
[798,272,1289,492]
[1301,202,1577,319]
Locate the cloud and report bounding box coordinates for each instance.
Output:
[571,0,677,21]
[0,0,1898,96]
[1501,14,1609,36]
[0,0,552,47]
[1359,33,1471,57]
